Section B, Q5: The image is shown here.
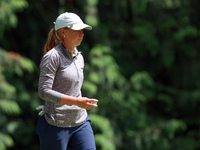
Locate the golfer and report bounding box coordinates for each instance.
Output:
[36,12,98,150]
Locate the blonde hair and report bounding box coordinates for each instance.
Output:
[43,28,62,55]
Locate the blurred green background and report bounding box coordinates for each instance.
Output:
[1,0,200,149]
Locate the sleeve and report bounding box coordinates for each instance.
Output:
[38,50,63,104]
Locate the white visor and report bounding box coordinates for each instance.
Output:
[54,12,92,31]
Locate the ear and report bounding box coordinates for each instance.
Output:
[59,28,65,37]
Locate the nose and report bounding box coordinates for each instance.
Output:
[79,30,84,37]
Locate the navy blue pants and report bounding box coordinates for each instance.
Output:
[36,115,96,150]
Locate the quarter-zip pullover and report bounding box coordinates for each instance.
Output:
[38,43,87,127]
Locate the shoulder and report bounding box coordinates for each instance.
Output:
[43,48,60,59]
[40,48,61,68]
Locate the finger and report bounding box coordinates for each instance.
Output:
[89,102,98,107]
[87,98,98,102]
[86,105,98,110]
[92,104,98,107]
[86,100,98,106]
[86,102,98,107]
[90,102,98,105]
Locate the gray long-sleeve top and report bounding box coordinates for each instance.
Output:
[38,43,87,127]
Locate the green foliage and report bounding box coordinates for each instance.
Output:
[85,0,99,26]
[0,100,21,115]
[90,114,115,150]
[0,133,14,150]
[84,43,193,149]
[133,119,187,150]
[130,0,149,15]
[130,71,154,91]
[0,48,35,150]
[0,0,28,38]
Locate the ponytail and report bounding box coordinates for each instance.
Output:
[43,28,61,55]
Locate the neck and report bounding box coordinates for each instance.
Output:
[62,42,75,54]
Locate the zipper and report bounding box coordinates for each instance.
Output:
[73,55,80,81]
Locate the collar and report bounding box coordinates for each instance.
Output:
[56,43,79,60]
[73,47,79,57]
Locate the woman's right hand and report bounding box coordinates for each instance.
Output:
[60,95,98,110]
[76,97,98,110]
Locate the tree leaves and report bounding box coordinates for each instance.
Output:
[0,48,34,149]
[0,133,14,150]
[0,0,28,38]
[90,114,116,150]
[0,100,21,115]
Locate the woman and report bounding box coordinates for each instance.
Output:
[36,12,98,150]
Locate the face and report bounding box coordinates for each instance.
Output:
[61,28,84,50]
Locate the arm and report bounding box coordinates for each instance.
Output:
[60,95,98,109]
[38,51,63,103]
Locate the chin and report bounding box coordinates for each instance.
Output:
[76,42,82,46]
